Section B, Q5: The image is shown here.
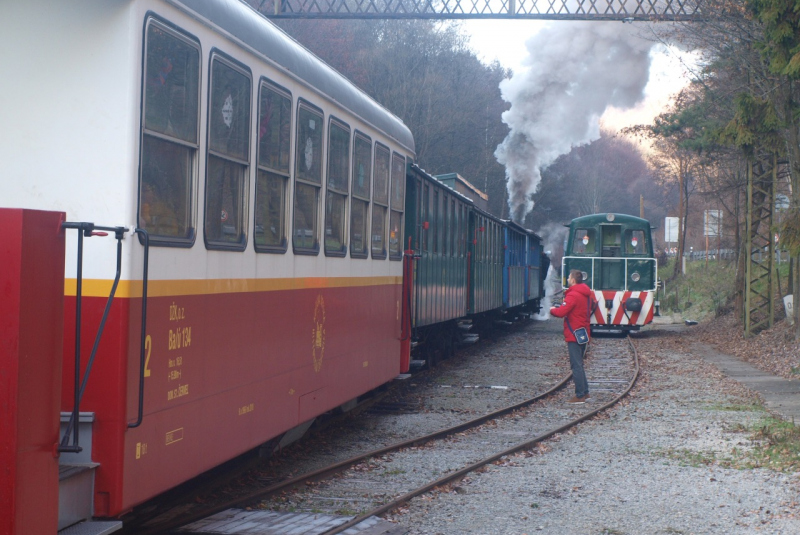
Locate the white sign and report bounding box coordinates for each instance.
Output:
[665,217,679,242]
[222,94,233,127]
[704,210,722,237]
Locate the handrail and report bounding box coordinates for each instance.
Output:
[128,228,150,428]
[59,222,129,454]
[562,255,658,292]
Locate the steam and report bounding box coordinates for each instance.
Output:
[534,264,559,321]
[536,222,569,262]
[495,22,655,222]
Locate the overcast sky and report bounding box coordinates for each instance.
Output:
[462,20,697,133]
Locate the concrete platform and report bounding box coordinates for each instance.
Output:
[694,342,800,422]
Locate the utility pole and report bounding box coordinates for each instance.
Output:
[640,195,644,219]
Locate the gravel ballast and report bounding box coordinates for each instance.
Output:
[390,324,800,534]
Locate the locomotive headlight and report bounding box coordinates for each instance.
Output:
[581,271,588,282]
[631,271,641,282]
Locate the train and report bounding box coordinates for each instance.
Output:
[561,213,658,333]
[0,1,548,533]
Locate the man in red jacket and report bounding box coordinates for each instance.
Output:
[550,269,596,404]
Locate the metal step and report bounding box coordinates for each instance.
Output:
[459,333,479,344]
[58,520,122,535]
[59,463,99,530]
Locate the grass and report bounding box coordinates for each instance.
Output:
[658,448,720,468]
[657,256,792,321]
[655,415,800,473]
[703,402,766,412]
[744,417,800,472]
[658,257,738,320]
[381,468,407,476]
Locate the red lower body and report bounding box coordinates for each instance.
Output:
[62,281,404,517]
[591,290,655,327]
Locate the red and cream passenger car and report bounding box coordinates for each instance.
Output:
[1,0,413,528]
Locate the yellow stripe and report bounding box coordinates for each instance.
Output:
[64,276,402,298]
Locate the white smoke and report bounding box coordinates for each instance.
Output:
[495,22,655,222]
[534,264,559,321]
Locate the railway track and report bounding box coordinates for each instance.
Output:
[138,333,640,535]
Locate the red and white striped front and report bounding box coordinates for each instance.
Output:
[591,290,655,327]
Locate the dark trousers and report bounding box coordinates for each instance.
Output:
[568,341,588,397]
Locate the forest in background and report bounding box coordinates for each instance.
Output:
[249,0,800,332]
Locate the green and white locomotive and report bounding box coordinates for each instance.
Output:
[562,213,658,333]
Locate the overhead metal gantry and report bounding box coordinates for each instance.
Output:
[259,0,704,21]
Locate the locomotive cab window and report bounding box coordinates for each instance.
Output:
[325,120,350,256]
[625,229,647,255]
[205,53,251,250]
[389,153,405,259]
[139,19,200,244]
[254,80,291,253]
[371,143,390,259]
[350,133,371,258]
[293,102,323,253]
[571,229,595,255]
[601,225,621,257]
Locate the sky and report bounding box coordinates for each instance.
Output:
[462,19,697,133]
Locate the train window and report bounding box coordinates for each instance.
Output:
[422,184,430,253]
[296,105,323,184]
[572,229,596,254]
[293,102,324,253]
[374,144,390,205]
[453,203,459,257]
[371,206,386,258]
[205,54,251,249]
[389,153,405,259]
[625,229,647,255]
[458,205,463,257]
[139,19,200,244]
[389,211,402,257]
[371,144,390,259]
[489,223,497,264]
[478,217,484,261]
[325,120,350,256]
[293,182,318,250]
[255,81,291,253]
[451,200,456,257]
[432,190,439,255]
[442,193,450,256]
[350,133,371,258]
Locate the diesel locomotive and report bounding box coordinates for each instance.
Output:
[562,213,658,333]
[0,1,548,533]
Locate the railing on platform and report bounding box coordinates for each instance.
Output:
[59,223,150,454]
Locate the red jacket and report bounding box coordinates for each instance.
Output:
[550,282,596,343]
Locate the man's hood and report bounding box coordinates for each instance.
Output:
[567,282,592,298]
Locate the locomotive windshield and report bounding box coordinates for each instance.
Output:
[571,229,595,254]
[601,225,621,257]
[625,229,647,255]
